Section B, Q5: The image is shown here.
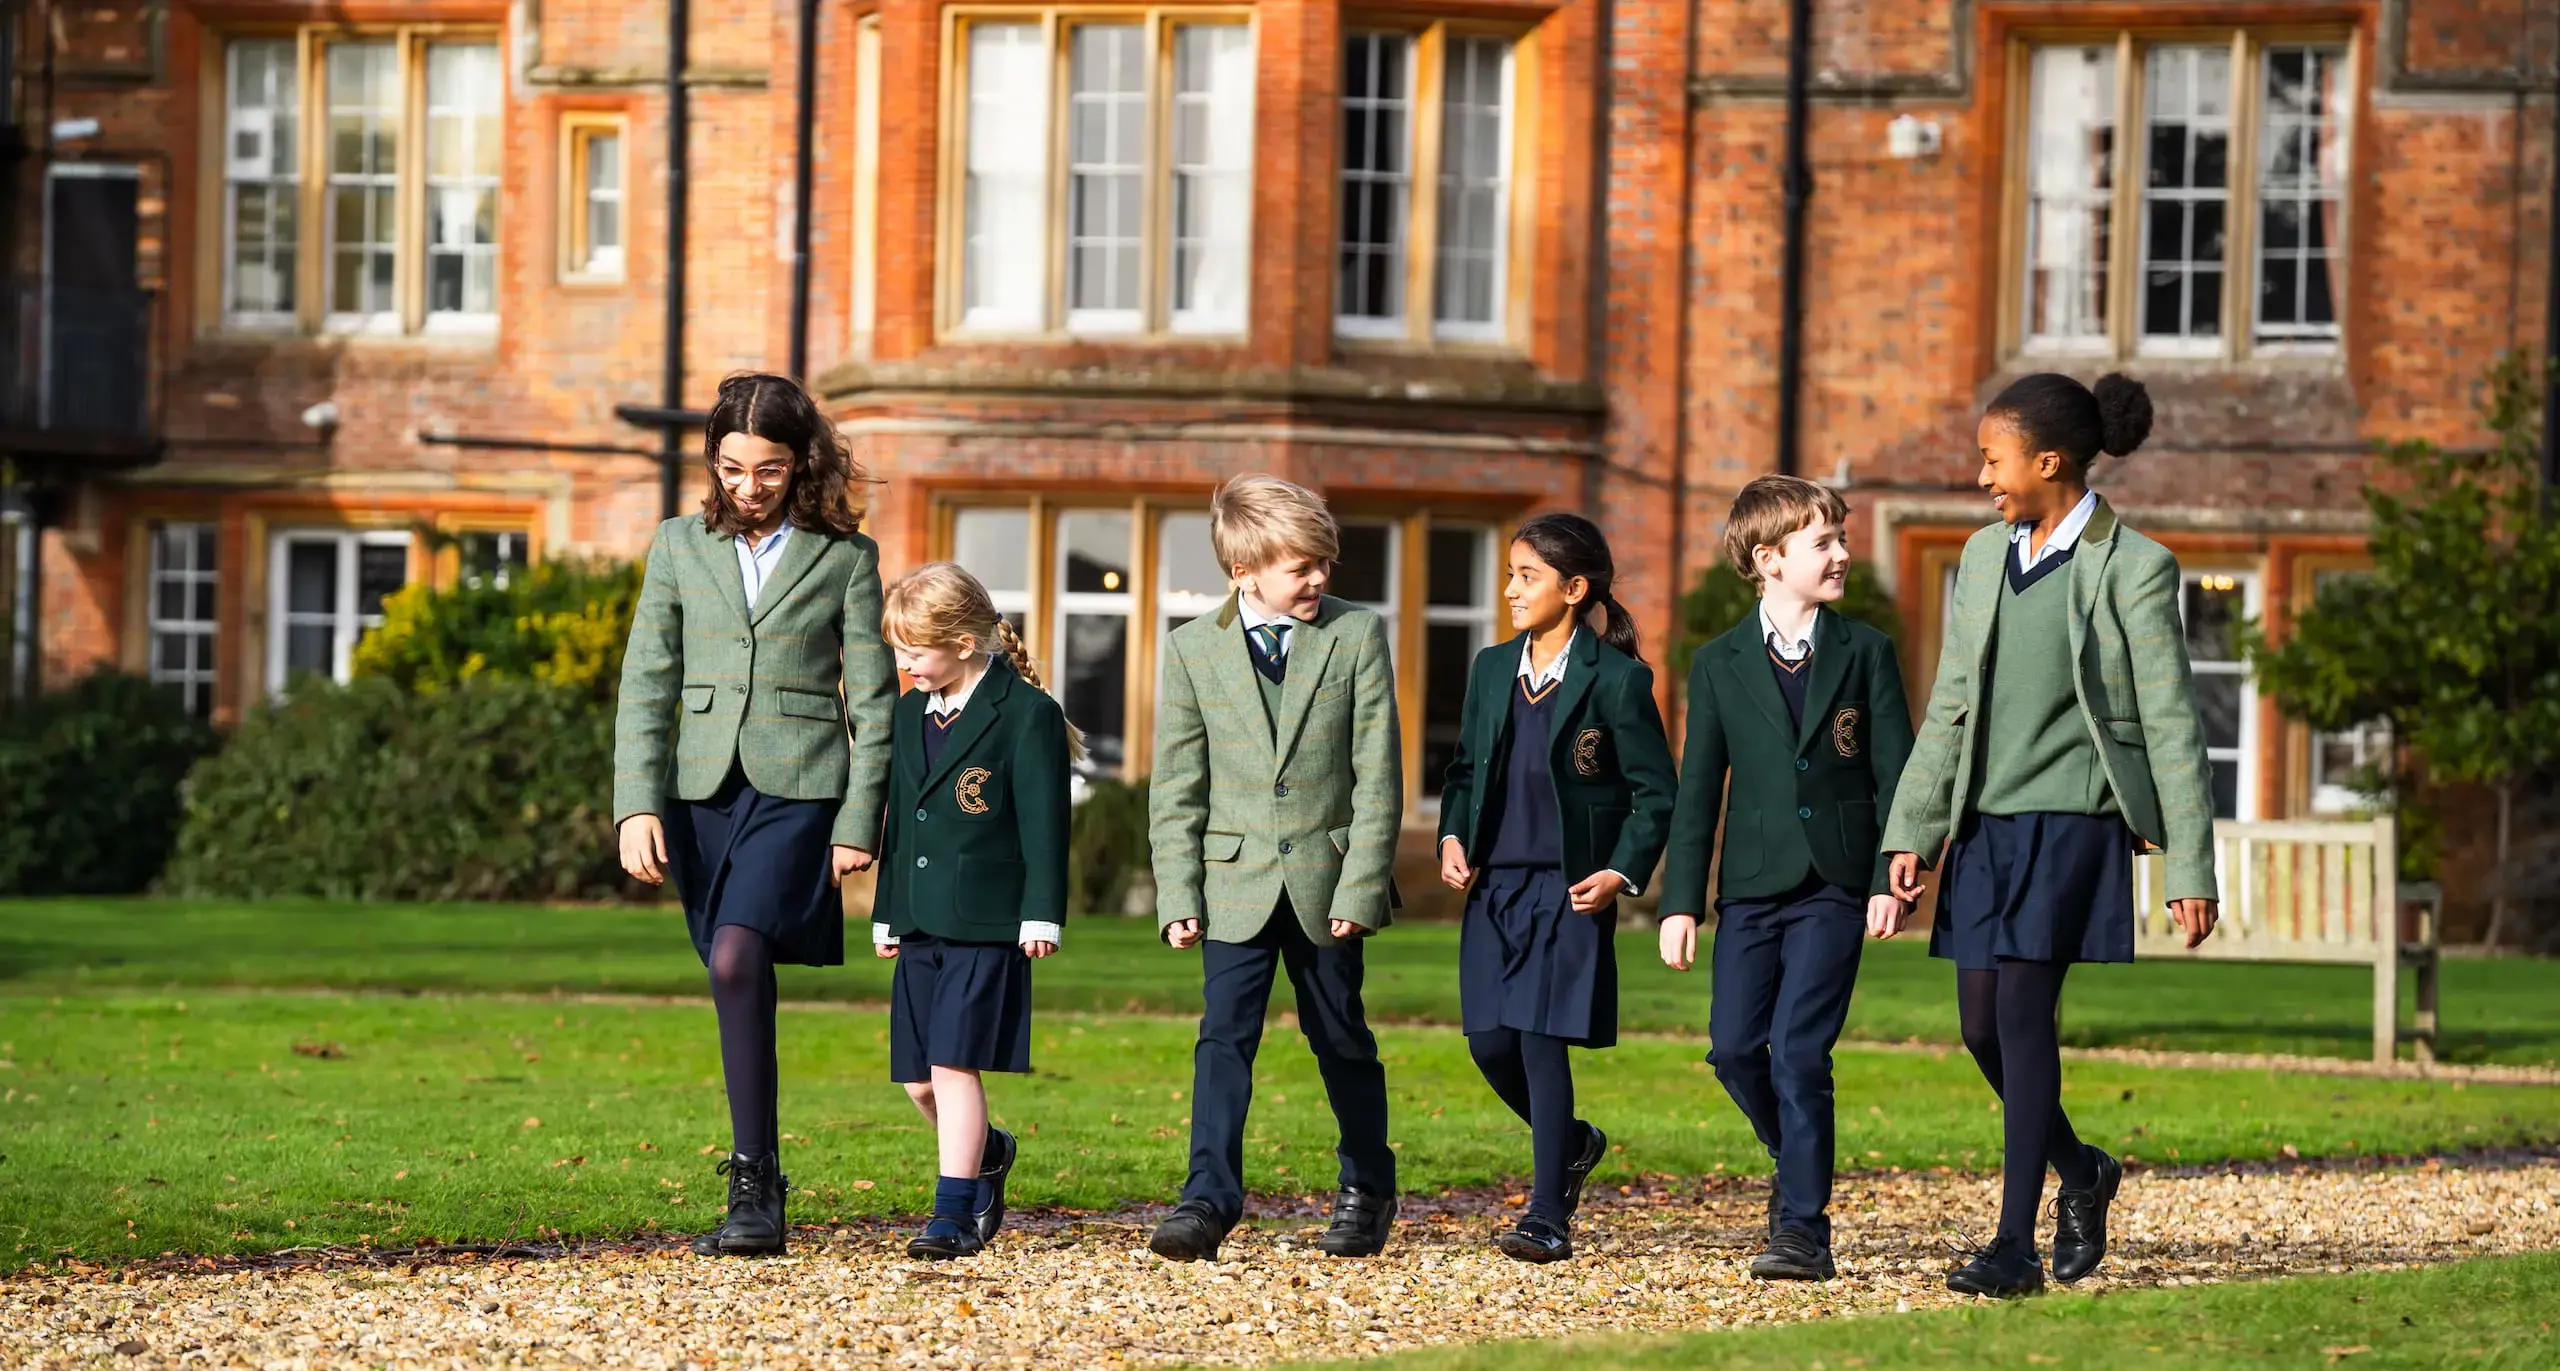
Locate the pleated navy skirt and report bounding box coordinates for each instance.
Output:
[1459,865,1618,1048]
[663,768,844,968]
[1930,811,2138,970]
[889,933,1034,1082]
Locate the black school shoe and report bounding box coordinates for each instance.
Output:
[2051,1145,2123,1283]
[1495,1215,1573,1264]
[1316,1187,1397,1258]
[1148,1202,1232,1262]
[1945,1236,2045,1298]
[906,1217,986,1261]
[974,1128,1019,1244]
[1749,1227,1836,1281]
[1561,1123,1608,1220]
[690,1153,788,1256]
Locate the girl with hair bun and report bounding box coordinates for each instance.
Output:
[873,561,1079,1259]
[1435,511,1678,1262]
[1881,372,2220,1298]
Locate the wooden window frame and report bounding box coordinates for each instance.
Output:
[558,112,627,285]
[205,24,505,339]
[934,6,1258,342]
[850,15,883,356]
[1994,25,2356,367]
[1333,15,1539,353]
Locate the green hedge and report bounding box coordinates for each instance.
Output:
[1673,559,1902,668]
[353,557,641,703]
[1069,775,1151,916]
[165,676,629,902]
[0,671,217,895]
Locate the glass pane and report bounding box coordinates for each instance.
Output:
[157,633,190,673]
[2208,759,2239,820]
[156,580,187,622]
[193,580,217,623]
[2139,46,2232,345]
[1169,27,1250,336]
[356,543,408,617]
[1060,614,1128,772]
[225,39,300,317]
[1157,513,1227,619]
[2023,45,2115,344]
[1066,24,1145,321]
[286,625,336,678]
[962,23,1051,329]
[2182,576,2244,660]
[1332,524,1393,604]
[588,133,621,193]
[1422,623,1479,796]
[2193,675,2242,752]
[1433,36,1510,333]
[2255,45,2347,343]
[951,508,1031,594]
[1057,511,1131,594]
[1337,32,1413,325]
[1427,527,1487,606]
[286,542,338,615]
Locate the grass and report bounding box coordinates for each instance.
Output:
[1301,1250,2560,1370]
[3,898,2554,1066]
[4,990,2558,1272]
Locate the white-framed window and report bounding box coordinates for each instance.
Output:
[269,529,410,690]
[560,114,626,282]
[1155,511,1226,640]
[218,31,505,335]
[222,38,299,325]
[950,506,1034,636]
[2303,567,2388,814]
[1330,519,1403,642]
[1051,510,1134,773]
[148,523,219,717]
[1421,524,1501,798]
[948,9,1256,338]
[457,530,528,590]
[2007,31,2350,364]
[2179,569,2260,820]
[1336,23,1519,345]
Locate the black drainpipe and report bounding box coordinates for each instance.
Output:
[788,0,820,381]
[2542,53,2559,493]
[659,0,692,521]
[1774,0,1812,478]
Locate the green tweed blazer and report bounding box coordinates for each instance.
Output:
[1659,607,1915,910]
[1880,498,2222,903]
[612,515,900,851]
[1148,592,1404,944]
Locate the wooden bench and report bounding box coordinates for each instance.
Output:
[2130,817,2442,1065]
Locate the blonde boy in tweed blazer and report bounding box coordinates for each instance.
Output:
[1145,474,1404,1265]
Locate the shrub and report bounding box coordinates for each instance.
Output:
[165,675,629,902]
[0,671,217,895]
[353,557,642,703]
[1673,559,1902,669]
[1069,775,1152,916]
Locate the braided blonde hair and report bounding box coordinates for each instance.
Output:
[882,561,1087,762]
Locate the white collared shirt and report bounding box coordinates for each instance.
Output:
[1236,592,1296,660]
[2013,489,2099,572]
[1507,627,1640,896]
[875,658,1064,950]
[1758,602,1818,664]
[735,523,794,611]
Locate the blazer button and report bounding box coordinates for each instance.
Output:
[737,637,750,649]
[1795,758,1810,772]
[1796,806,1813,820]
[1274,782,1290,797]
[1278,840,1293,855]
[915,808,928,821]
[915,856,929,869]
[732,684,746,696]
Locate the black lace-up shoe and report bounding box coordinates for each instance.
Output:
[1945,1236,2045,1298]
[2051,1146,2122,1283]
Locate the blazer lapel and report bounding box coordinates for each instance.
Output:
[1725,620,1794,741]
[1272,605,1338,767]
[1542,629,1600,746]
[920,660,1013,795]
[747,525,826,627]
[1793,607,1853,752]
[1211,593,1280,769]
[2067,498,2122,664]
[694,521,752,628]
[895,692,929,791]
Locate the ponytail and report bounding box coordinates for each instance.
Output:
[1512,511,1644,664]
[1590,592,1642,660]
[993,617,1089,763]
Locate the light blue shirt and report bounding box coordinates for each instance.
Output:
[1758,602,1819,663]
[736,523,794,612]
[2013,489,2099,572]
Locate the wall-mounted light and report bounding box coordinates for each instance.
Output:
[1887,113,1942,161]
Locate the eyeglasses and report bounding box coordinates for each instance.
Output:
[714,463,791,490]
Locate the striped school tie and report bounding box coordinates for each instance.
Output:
[1251,621,1292,683]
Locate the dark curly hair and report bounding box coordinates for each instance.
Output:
[1985,372,2154,475]
[699,372,871,538]
[1512,511,1640,661]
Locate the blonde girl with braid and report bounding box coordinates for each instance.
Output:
[873,561,1080,1259]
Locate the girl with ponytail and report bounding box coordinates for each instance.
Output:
[1433,511,1678,1263]
[872,561,1080,1259]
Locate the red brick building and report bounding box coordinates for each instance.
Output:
[3,2,2553,854]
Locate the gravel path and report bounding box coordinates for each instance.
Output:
[9,1155,2556,1369]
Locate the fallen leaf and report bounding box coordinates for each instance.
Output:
[852,1180,876,1191]
[290,1042,344,1060]
[522,1117,543,1130]
[2322,1347,2370,1360]
[552,1156,587,1168]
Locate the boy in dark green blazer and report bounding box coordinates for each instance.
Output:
[1658,476,1915,1282]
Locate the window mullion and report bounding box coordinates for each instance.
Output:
[1143,13,1170,333]
[399,30,425,334]
[1046,13,1069,334]
[1405,23,1446,345]
[2104,31,2139,363]
[297,30,325,333]
[2223,29,2254,363]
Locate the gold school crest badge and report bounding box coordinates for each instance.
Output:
[955,767,994,815]
[1831,708,1862,759]
[1572,728,1605,778]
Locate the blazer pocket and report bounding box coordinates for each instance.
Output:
[776,687,841,722]
[1327,825,1353,855]
[959,855,1027,909]
[1588,805,1629,870]
[1721,809,1762,880]
[681,684,715,713]
[1203,831,1245,862]
[1837,799,1878,859]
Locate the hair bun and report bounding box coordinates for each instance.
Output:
[2092,373,2153,458]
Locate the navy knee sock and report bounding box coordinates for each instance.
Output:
[931,1175,978,1232]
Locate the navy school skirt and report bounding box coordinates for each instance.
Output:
[889,933,1034,1082]
[663,768,845,968]
[1930,811,2139,970]
[1459,865,1619,1048]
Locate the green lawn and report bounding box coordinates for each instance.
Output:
[4,898,2553,1065]
[1303,1250,2560,1370]
[5,990,2558,1272]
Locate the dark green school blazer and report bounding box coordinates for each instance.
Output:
[1437,631,1679,893]
[873,657,1073,943]
[1658,607,1916,911]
